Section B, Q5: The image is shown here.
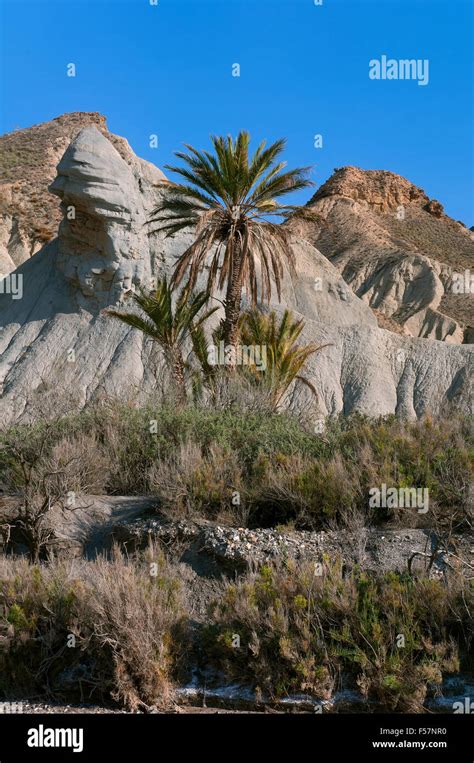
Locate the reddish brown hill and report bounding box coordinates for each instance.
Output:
[297,166,474,341]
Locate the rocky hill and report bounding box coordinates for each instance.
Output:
[0,117,472,424]
[292,166,474,343]
[2,116,471,345]
[0,112,150,273]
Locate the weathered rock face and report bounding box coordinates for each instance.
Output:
[298,166,474,343]
[310,166,432,213]
[0,124,472,424]
[49,127,155,307]
[0,112,147,275]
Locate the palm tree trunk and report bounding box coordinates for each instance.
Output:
[169,347,187,406]
[222,245,243,358]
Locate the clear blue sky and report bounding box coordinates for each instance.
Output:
[1,0,473,223]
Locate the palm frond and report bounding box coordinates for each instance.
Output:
[238,307,331,409]
[105,277,215,350]
[149,132,315,345]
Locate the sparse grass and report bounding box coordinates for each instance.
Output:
[0,146,38,174]
[383,206,474,272]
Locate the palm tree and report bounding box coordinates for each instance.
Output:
[105,277,218,405]
[238,308,330,410]
[150,132,315,353]
[187,320,220,402]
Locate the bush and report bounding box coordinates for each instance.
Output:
[204,560,473,711]
[148,441,245,522]
[0,549,189,710]
[0,428,111,561]
[1,404,472,531]
[0,553,472,712]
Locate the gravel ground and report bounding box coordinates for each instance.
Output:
[0,701,127,714]
[0,701,265,714]
[112,515,474,579]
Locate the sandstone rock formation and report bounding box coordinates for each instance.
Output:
[0,120,472,424]
[50,127,158,307]
[294,166,474,343]
[0,112,149,274]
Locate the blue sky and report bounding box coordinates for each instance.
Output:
[1,0,473,223]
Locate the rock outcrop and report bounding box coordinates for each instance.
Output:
[50,127,156,306]
[0,121,472,424]
[295,166,474,343]
[0,112,151,274]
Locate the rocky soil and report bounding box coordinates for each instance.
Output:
[110,512,474,581]
[4,493,472,582]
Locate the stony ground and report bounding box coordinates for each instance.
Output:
[1,702,262,714]
[4,493,472,599]
[112,511,474,578]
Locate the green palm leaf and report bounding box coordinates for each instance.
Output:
[105,277,218,404]
[151,131,315,349]
[238,308,331,409]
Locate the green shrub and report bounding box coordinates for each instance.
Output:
[204,560,473,710]
[1,405,471,530]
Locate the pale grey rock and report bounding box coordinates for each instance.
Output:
[0,216,34,274]
[49,127,154,307]
[338,249,464,343]
[274,237,377,329]
[0,129,472,425]
[0,111,166,278]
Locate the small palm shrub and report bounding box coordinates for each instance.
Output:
[106,277,217,405]
[237,308,329,410]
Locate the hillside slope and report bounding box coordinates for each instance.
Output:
[0,125,471,424]
[291,166,474,343]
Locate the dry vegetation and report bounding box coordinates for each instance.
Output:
[204,559,473,711]
[0,548,188,711]
[0,551,472,712]
[382,206,474,273]
[1,405,472,546]
[0,402,472,711]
